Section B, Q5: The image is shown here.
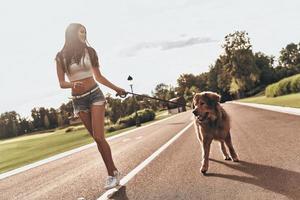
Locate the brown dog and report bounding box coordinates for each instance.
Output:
[192,91,239,174]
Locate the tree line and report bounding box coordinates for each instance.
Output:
[1,30,300,139]
[0,84,177,139]
[175,31,300,102]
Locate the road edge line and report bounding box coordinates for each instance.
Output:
[97,121,194,200]
[228,101,300,116]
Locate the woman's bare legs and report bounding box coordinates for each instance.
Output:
[78,107,117,176]
[91,104,117,176]
[78,111,93,136]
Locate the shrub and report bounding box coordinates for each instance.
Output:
[265,74,300,97]
[116,109,156,129]
[106,109,156,133]
[106,124,126,133]
[65,127,75,133]
[137,109,156,122]
[290,74,300,92]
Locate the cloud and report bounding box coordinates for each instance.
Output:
[120,36,217,57]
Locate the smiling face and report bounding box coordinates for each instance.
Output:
[192,92,221,123]
[78,26,87,43]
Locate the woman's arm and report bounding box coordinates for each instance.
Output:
[56,58,73,89]
[92,67,125,94]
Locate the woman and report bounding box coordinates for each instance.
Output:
[55,23,126,190]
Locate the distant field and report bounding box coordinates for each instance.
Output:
[0,110,172,174]
[239,93,300,108]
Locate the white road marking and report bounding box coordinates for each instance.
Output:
[97,121,194,200]
[229,101,300,116]
[0,112,187,180]
[135,136,143,140]
[122,138,131,142]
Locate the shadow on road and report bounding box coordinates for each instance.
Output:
[207,159,300,200]
[108,186,128,200]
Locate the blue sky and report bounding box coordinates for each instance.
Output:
[1,0,299,118]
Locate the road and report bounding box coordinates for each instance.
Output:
[1,103,300,200]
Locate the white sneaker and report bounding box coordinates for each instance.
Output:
[104,171,121,190]
[113,170,121,183]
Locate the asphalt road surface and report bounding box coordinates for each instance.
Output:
[1,103,300,200]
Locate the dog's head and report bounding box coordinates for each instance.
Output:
[192,91,221,123]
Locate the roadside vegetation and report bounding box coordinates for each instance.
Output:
[239,73,300,108]
[239,93,300,108]
[265,74,300,97]
[0,110,172,174]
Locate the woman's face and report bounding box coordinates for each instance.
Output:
[78,26,86,43]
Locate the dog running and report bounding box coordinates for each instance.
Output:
[192,91,239,174]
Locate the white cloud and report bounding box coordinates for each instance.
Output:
[120,37,217,57]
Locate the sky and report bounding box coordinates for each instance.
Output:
[0,0,299,118]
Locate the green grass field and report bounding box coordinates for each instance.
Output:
[0,110,172,174]
[239,93,300,108]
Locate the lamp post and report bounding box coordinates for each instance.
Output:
[127,75,141,127]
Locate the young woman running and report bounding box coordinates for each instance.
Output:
[55,23,126,190]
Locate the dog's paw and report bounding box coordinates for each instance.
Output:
[224,156,232,161]
[232,157,239,162]
[200,168,207,175]
[200,165,208,174]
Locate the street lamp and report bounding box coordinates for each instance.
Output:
[127,75,141,127]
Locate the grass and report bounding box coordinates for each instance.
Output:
[0,111,172,174]
[238,93,300,108]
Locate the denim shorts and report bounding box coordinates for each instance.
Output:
[71,85,106,116]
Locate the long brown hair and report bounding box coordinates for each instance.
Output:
[56,23,99,74]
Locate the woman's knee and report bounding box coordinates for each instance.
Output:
[93,134,105,144]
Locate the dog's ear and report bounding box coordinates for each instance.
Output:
[193,93,201,106]
[206,92,221,104]
[201,91,221,107]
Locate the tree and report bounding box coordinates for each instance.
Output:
[44,115,50,129]
[19,117,32,135]
[206,55,233,101]
[39,107,47,129]
[31,107,41,130]
[177,74,197,96]
[57,113,64,127]
[207,64,219,92]
[59,102,72,125]
[0,111,20,138]
[223,31,252,58]
[153,83,169,100]
[222,31,260,98]
[153,83,177,108]
[279,43,300,68]
[254,52,275,86]
[195,73,209,92]
[106,96,124,123]
[48,108,58,128]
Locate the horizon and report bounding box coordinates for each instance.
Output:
[1,0,300,118]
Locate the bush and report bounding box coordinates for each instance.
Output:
[265,74,300,97]
[65,127,75,133]
[106,124,126,133]
[118,109,156,127]
[290,74,300,92]
[106,109,156,132]
[137,109,156,122]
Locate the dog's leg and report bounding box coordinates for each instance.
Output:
[220,141,231,160]
[201,137,213,174]
[225,132,239,162]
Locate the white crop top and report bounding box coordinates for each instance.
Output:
[56,48,99,82]
[65,50,94,81]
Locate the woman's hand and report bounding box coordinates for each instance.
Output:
[115,87,127,97]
